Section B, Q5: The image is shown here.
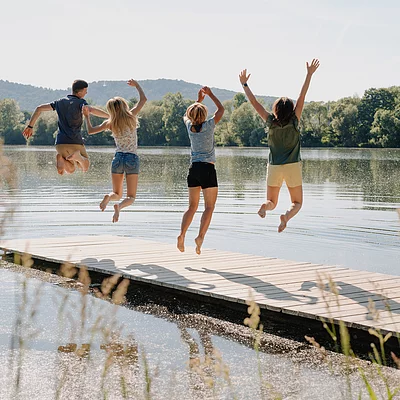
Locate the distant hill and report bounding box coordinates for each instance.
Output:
[0,79,277,112]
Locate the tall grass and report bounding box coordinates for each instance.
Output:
[305,274,400,399]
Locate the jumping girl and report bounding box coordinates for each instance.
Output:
[177,86,224,254]
[83,79,147,222]
[239,59,320,232]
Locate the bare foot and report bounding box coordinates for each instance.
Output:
[278,214,288,233]
[194,236,203,255]
[66,150,82,162]
[100,195,110,211]
[112,204,120,223]
[177,235,185,252]
[258,203,267,218]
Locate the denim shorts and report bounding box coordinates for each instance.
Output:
[111,152,140,175]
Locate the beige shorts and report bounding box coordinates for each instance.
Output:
[267,161,303,188]
[55,144,88,159]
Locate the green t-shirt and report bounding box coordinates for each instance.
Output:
[266,115,301,165]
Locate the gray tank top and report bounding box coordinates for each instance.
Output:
[185,117,216,163]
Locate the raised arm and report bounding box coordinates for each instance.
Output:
[196,88,206,103]
[239,70,269,122]
[83,106,109,135]
[201,87,224,124]
[22,103,53,139]
[128,79,147,116]
[294,59,320,120]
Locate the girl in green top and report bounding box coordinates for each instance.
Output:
[239,59,320,232]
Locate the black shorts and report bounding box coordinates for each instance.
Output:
[187,162,218,189]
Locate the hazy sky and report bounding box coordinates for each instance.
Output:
[2,0,399,101]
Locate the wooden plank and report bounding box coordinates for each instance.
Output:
[2,235,400,335]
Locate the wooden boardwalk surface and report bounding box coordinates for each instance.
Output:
[1,235,400,335]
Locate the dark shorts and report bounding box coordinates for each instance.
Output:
[111,152,139,175]
[187,162,218,189]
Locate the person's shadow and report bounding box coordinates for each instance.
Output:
[119,262,217,291]
[80,258,217,291]
[186,267,318,304]
[300,280,400,319]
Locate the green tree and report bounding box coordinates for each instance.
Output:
[328,97,360,147]
[0,99,25,144]
[233,93,247,110]
[357,88,396,146]
[162,92,191,146]
[29,113,58,145]
[137,101,166,146]
[128,97,138,108]
[215,100,237,146]
[229,103,264,146]
[299,101,331,146]
[370,107,400,147]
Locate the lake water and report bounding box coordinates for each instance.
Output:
[1,267,399,400]
[2,146,400,274]
[1,146,400,399]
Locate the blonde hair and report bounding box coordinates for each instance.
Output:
[106,97,137,136]
[185,103,208,125]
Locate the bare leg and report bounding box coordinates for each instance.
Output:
[64,159,76,174]
[195,187,218,255]
[112,174,138,223]
[258,186,280,218]
[177,187,201,252]
[56,154,65,175]
[66,150,90,172]
[100,173,123,211]
[278,185,303,233]
[56,153,75,175]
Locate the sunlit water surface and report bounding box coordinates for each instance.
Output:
[1,146,400,399]
[2,146,400,274]
[1,268,399,400]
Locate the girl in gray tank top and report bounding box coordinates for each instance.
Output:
[177,86,224,256]
[239,59,320,233]
[83,79,147,223]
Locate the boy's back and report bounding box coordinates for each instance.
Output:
[50,95,88,145]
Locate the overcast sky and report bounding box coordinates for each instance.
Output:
[2,0,399,101]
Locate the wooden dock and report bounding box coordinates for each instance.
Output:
[2,235,400,335]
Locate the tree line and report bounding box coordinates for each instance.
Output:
[1,86,399,147]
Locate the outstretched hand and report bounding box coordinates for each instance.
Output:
[239,69,251,85]
[127,79,138,87]
[22,126,33,139]
[306,59,320,75]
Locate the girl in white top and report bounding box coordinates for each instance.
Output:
[83,79,147,223]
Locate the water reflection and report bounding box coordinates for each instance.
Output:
[2,266,400,400]
[2,146,400,274]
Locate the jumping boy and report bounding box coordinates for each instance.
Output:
[22,79,108,174]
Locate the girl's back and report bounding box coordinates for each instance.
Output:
[185,118,216,163]
[107,97,138,154]
[112,126,138,154]
[266,115,300,165]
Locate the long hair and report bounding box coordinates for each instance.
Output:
[272,97,295,127]
[106,97,137,136]
[185,103,208,127]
